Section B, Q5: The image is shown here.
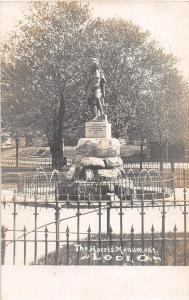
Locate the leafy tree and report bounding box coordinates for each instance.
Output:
[1,1,188,168]
[1,1,91,168]
[83,18,187,142]
[126,45,188,163]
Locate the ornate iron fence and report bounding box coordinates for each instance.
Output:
[17,173,174,200]
[1,159,189,266]
[2,159,189,188]
[1,185,189,266]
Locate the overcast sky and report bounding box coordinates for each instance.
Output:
[0,0,189,82]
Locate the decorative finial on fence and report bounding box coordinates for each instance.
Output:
[87,225,91,234]
[66,225,69,235]
[3,196,6,209]
[131,225,134,233]
[151,224,155,233]
[12,192,16,202]
[109,225,113,236]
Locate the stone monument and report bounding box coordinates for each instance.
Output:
[57,59,166,201]
[65,58,125,183]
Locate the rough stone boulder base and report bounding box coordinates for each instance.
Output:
[65,165,76,181]
[65,164,83,181]
[74,164,84,179]
[72,154,82,164]
[76,138,120,158]
[104,156,123,168]
[79,156,105,169]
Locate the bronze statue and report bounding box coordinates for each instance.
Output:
[86,58,106,119]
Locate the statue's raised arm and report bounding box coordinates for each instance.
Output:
[86,58,106,121]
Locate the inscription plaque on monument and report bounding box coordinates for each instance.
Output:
[85,121,111,138]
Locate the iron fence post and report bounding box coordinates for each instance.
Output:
[23,226,27,265]
[88,187,91,208]
[107,205,111,236]
[45,226,48,265]
[130,225,134,265]
[98,184,102,264]
[119,188,124,250]
[140,185,145,264]
[55,196,60,265]
[161,191,166,265]
[66,226,69,265]
[173,224,177,266]
[151,192,155,208]
[109,226,112,265]
[12,192,17,265]
[183,169,187,265]
[87,225,91,265]
[151,224,155,266]
[76,190,80,265]
[33,192,39,264]
[173,185,176,208]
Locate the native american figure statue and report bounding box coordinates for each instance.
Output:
[86,58,106,120]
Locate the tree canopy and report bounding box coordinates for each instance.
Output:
[1,1,188,167]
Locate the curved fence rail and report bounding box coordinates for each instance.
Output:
[16,169,174,201]
[2,159,189,188]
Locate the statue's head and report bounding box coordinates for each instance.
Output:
[91,58,100,70]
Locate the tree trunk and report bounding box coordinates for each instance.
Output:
[140,138,144,171]
[159,141,163,171]
[50,140,63,170]
[15,137,19,171]
[165,140,169,162]
[50,91,65,170]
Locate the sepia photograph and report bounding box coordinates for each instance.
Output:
[1,0,189,299]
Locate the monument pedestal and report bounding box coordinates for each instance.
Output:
[65,116,124,181]
[85,120,111,138]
